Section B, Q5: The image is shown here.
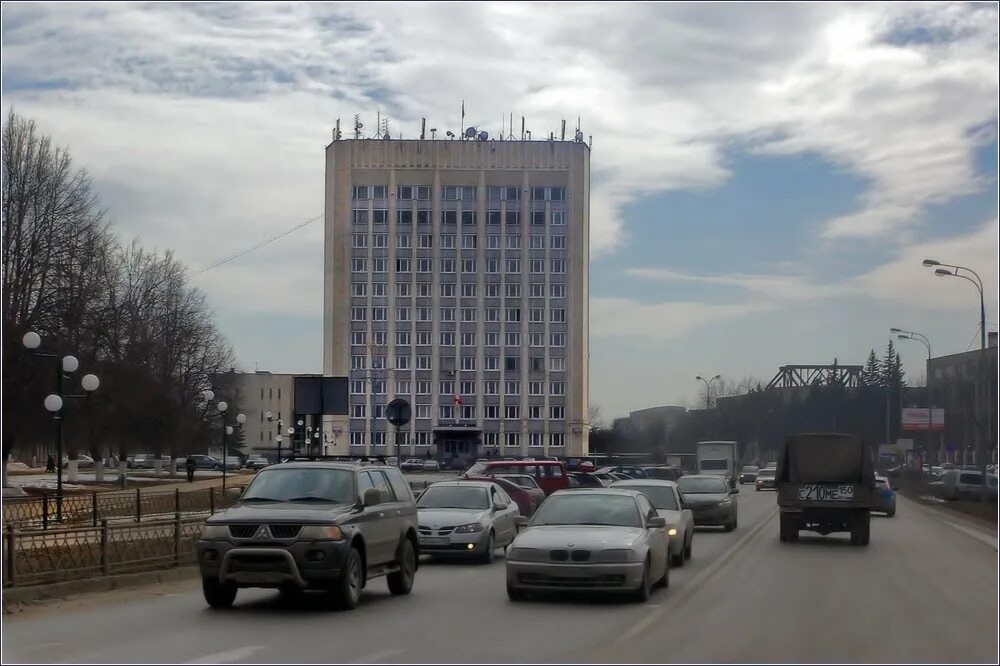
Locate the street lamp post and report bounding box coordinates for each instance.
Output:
[23,332,100,521]
[892,328,934,476]
[923,258,990,492]
[265,411,283,463]
[695,374,721,409]
[202,391,244,492]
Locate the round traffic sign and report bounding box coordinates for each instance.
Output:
[386,398,412,427]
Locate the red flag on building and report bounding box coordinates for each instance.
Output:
[454,394,463,407]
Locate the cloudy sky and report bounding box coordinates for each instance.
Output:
[3,1,997,418]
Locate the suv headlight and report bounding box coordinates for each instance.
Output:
[666,525,678,537]
[299,525,345,540]
[200,525,229,539]
[454,522,484,534]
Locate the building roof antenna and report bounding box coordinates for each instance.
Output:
[508,113,515,141]
[354,114,363,140]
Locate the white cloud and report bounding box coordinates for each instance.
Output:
[591,297,767,341]
[854,218,999,313]
[625,267,850,302]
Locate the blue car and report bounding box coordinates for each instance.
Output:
[873,475,896,517]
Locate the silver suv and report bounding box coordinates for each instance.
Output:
[197,460,419,610]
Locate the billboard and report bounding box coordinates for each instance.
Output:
[901,408,945,431]
[294,376,348,415]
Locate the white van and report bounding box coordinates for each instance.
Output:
[939,469,998,501]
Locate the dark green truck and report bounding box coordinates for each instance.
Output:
[776,433,875,546]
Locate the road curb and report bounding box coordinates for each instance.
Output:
[2,566,200,614]
[898,494,998,549]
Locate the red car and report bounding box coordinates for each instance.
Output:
[464,460,569,495]
[463,475,544,518]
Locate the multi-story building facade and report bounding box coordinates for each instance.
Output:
[324,137,590,460]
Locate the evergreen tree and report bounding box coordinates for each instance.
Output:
[861,349,882,387]
[881,340,903,388]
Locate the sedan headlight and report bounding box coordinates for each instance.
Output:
[299,525,345,540]
[200,525,229,539]
[595,549,636,563]
[508,547,544,562]
[454,522,484,534]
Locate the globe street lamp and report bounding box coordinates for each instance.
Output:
[266,411,284,464]
[24,331,100,521]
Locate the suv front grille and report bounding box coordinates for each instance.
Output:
[269,525,302,539]
[229,524,261,539]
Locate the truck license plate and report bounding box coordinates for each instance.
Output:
[797,485,855,501]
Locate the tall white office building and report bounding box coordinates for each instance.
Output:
[324,134,590,460]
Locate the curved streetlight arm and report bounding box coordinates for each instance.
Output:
[940,263,984,292]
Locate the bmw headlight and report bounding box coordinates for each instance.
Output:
[508,547,544,562]
[596,549,635,563]
[200,524,229,539]
[454,522,484,534]
[299,525,345,540]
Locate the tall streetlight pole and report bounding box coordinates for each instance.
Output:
[23,332,100,520]
[202,390,244,492]
[923,258,990,492]
[696,375,721,409]
[892,328,934,476]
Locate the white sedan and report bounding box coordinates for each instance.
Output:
[610,479,694,566]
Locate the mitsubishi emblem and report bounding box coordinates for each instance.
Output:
[254,525,269,540]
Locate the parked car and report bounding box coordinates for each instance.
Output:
[422,459,441,472]
[568,472,608,488]
[940,469,999,501]
[222,456,242,471]
[464,475,544,518]
[640,466,684,481]
[416,480,520,562]
[400,459,425,472]
[595,465,647,479]
[505,488,669,602]
[128,454,152,469]
[197,460,419,609]
[244,456,270,471]
[755,468,777,491]
[465,460,569,495]
[175,455,223,471]
[611,479,694,566]
[677,474,739,531]
[873,474,896,517]
[62,454,95,469]
[739,466,759,484]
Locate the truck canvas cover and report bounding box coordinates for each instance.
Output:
[780,433,872,484]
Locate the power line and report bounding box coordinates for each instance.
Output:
[188,214,322,278]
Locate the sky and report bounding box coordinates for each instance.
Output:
[2,1,997,419]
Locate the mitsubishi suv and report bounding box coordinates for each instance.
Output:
[197,459,419,610]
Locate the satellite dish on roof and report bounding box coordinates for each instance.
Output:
[464,126,477,138]
[382,133,391,140]
[478,131,488,141]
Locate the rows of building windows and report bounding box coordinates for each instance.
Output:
[347,431,566,448]
[350,257,567,274]
[350,306,566,323]
[351,232,567,250]
[349,401,567,419]
[350,282,567,298]
[350,355,566,372]
[352,185,565,202]
[352,209,566,227]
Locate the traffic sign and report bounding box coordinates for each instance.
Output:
[386,398,411,427]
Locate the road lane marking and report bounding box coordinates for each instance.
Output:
[617,506,779,644]
[899,495,998,550]
[350,648,404,663]
[184,645,264,664]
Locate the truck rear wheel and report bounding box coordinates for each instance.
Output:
[779,514,798,543]
[850,511,870,546]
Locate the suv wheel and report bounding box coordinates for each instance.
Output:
[330,547,363,610]
[202,578,237,609]
[387,539,416,595]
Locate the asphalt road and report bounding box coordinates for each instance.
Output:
[3,488,996,664]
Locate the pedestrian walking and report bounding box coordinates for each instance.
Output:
[45,454,56,473]
[185,456,196,483]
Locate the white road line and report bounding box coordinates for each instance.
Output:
[617,507,779,644]
[350,648,405,663]
[184,645,264,664]
[935,518,998,549]
[899,495,998,549]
